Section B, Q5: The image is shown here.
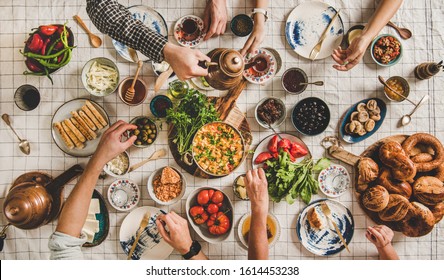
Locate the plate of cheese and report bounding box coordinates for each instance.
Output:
[82,189,110,247]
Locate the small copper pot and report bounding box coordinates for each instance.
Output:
[205,48,245,90]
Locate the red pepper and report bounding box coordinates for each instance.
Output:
[27,33,44,53]
[267,135,279,153]
[54,41,64,51]
[283,148,296,162]
[57,53,64,63]
[41,38,51,55]
[25,58,43,72]
[39,25,58,36]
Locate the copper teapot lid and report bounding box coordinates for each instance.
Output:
[219,49,244,78]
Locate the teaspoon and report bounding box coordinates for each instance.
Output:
[401,95,429,126]
[300,81,324,86]
[2,114,30,155]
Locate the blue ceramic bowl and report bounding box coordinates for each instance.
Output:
[370,34,402,67]
[230,14,253,37]
[150,95,173,118]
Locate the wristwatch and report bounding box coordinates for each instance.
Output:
[182,240,201,260]
[251,8,269,22]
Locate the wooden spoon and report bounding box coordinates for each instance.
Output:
[387,21,412,40]
[125,60,144,103]
[73,15,102,48]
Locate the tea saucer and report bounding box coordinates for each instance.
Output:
[174,15,205,47]
[107,179,140,211]
[318,164,350,197]
[243,48,277,85]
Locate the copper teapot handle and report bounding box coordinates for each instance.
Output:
[45,164,84,194]
[0,224,10,252]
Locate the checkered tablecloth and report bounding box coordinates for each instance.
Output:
[0,0,443,260]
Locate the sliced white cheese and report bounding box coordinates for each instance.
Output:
[83,219,100,233]
[237,176,245,186]
[82,228,95,243]
[88,199,100,214]
[87,213,96,220]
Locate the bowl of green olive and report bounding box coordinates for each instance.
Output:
[129,116,158,147]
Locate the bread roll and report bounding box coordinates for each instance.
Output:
[377,168,412,199]
[430,202,444,224]
[79,110,97,131]
[378,194,410,222]
[82,105,103,129]
[413,176,444,206]
[71,111,97,139]
[358,157,379,184]
[379,141,417,182]
[85,100,108,127]
[411,153,433,163]
[356,183,369,193]
[61,121,84,149]
[53,122,74,149]
[401,202,435,237]
[362,185,389,212]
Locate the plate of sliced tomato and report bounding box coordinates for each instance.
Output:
[252,133,311,168]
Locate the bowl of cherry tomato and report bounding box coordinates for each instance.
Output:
[186,187,233,243]
[21,24,75,84]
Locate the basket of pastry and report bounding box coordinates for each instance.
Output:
[324,133,444,237]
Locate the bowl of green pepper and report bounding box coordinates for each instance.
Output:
[20,23,75,84]
[129,116,158,148]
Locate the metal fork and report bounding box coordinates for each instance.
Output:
[320,201,350,253]
[309,9,341,60]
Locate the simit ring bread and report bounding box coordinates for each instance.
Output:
[362,185,389,212]
[402,133,444,172]
[377,168,412,199]
[379,141,416,182]
[413,176,444,206]
[401,202,435,237]
[411,152,434,163]
[378,194,411,222]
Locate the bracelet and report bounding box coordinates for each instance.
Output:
[251,8,269,22]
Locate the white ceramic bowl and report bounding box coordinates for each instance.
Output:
[255,97,287,129]
[103,151,130,178]
[237,212,281,249]
[185,186,234,243]
[81,57,120,97]
[147,166,186,205]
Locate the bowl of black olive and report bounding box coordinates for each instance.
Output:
[129,116,158,147]
[255,97,286,129]
[291,97,330,136]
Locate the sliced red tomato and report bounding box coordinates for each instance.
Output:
[267,135,279,153]
[254,152,273,164]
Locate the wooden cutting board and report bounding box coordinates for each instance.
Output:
[168,79,252,179]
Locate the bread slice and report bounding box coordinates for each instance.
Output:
[85,100,107,127]
[79,110,97,131]
[53,122,74,149]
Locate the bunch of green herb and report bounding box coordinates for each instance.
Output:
[166,89,220,155]
[265,150,330,204]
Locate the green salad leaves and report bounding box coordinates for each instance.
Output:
[265,150,330,204]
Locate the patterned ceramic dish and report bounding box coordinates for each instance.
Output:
[112,5,168,62]
[107,179,140,211]
[119,206,173,260]
[174,15,205,47]
[297,199,354,256]
[285,2,344,60]
[243,48,277,85]
[318,164,350,197]
[237,212,281,249]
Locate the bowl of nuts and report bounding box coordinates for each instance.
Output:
[370,34,402,67]
[129,116,158,148]
[147,166,186,205]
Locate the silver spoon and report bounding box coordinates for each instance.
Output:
[401,95,429,126]
[300,81,324,86]
[2,113,30,155]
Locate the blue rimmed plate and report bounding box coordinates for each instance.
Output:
[285,2,344,60]
[339,98,387,144]
[297,199,354,256]
[318,164,350,197]
[112,5,168,62]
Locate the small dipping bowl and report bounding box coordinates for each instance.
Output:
[383,76,410,102]
[255,97,287,129]
[118,77,148,106]
[281,68,308,95]
[129,116,158,148]
[231,14,254,37]
[345,25,365,46]
[150,95,173,118]
[107,179,140,211]
[81,57,120,97]
[370,34,403,67]
[233,174,249,201]
[14,84,40,111]
[103,151,130,178]
[147,166,186,206]
[151,61,176,78]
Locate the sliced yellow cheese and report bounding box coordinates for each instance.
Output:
[88,198,100,214]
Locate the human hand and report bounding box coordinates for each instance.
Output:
[91,120,136,166]
[163,43,210,80]
[332,34,372,71]
[366,225,394,248]
[203,0,227,40]
[240,15,265,56]
[156,211,193,254]
[245,168,269,216]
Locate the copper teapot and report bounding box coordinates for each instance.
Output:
[2,164,83,231]
[205,48,245,90]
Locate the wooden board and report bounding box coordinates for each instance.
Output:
[168,79,252,179]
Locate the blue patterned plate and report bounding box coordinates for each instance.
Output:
[112,5,168,62]
[297,199,354,256]
[285,2,343,60]
[318,164,350,197]
[107,179,140,211]
[119,206,173,260]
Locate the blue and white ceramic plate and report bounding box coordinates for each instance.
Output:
[243,48,277,85]
[339,98,387,144]
[318,164,350,197]
[112,5,168,62]
[119,206,173,260]
[297,199,354,256]
[285,2,344,60]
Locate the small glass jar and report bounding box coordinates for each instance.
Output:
[168,80,189,99]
